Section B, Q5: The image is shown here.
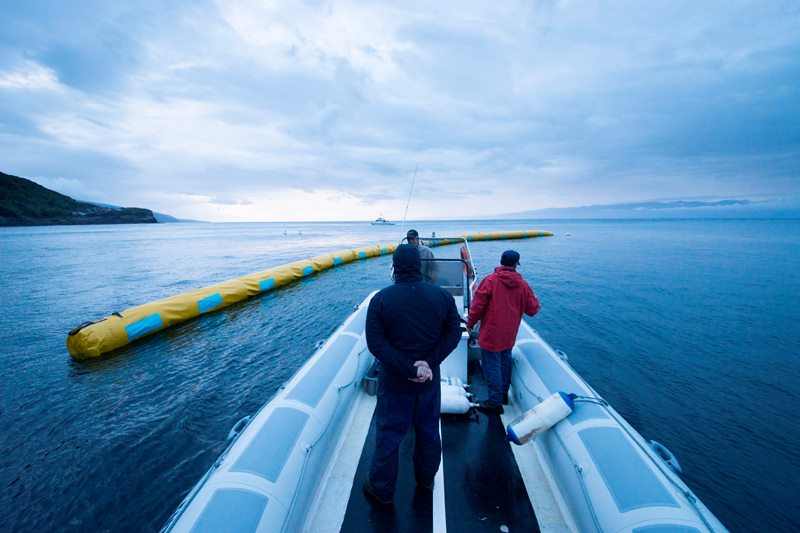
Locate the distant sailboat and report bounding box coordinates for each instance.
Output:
[370,214,395,226]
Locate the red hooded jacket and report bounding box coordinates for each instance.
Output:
[466,266,540,352]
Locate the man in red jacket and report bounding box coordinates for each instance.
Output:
[467,250,540,414]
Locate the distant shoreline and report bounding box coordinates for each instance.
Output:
[1,170,160,227]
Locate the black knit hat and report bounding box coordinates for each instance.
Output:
[501,250,520,267]
[393,244,422,281]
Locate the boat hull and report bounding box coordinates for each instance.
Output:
[509,322,726,532]
[163,293,726,532]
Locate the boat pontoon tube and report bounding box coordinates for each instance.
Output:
[66,230,553,359]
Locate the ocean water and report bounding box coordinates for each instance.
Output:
[0,219,798,532]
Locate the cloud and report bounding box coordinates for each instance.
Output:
[0,61,60,90]
[30,175,104,200]
[499,197,800,219]
[0,0,798,220]
[208,196,253,206]
[216,0,413,83]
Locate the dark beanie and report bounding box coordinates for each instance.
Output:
[393,244,422,281]
[500,250,520,267]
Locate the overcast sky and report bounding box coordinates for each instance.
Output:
[1,1,798,221]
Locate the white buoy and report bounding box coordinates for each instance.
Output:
[440,393,476,414]
[506,392,575,445]
[441,383,470,398]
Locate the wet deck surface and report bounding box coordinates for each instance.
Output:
[441,359,540,533]
[340,410,433,533]
[340,360,538,532]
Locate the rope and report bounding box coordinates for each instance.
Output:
[556,381,716,529]
[572,395,608,406]
[511,363,717,531]
[510,361,602,532]
[581,395,718,531]
[338,347,368,391]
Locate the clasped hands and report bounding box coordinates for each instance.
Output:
[409,360,433,383]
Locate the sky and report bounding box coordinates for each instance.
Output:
[1,0,798,221]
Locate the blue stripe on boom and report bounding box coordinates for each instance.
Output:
[302,265,313,276]
[197,293,223,314]
[260,278,275,291]
[125,313,163,341]
[334,257,342,265]
[358,251,367,259]
[380,248,387,255]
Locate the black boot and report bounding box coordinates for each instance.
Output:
[477,400,504,414]
[363,477,392,505]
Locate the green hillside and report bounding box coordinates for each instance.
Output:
[0,171,157,226]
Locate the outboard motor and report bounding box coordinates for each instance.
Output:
[507,392,576,445]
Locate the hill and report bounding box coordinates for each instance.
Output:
[0,171,157,226]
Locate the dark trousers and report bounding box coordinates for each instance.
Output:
[481,348,513,405]
[368,385,441,499]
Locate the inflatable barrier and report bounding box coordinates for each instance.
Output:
[66,230,553,359]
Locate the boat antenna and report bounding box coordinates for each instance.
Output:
[399,162,418,235]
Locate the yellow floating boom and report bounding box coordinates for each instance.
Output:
[66,230,552,359]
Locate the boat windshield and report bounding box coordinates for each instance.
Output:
[422,259,467,296]
[395,235,478,308]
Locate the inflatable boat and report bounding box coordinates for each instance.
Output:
[162,237,727,532]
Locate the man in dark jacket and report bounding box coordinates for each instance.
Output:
[363,244,462,504]
[467,250,540,414]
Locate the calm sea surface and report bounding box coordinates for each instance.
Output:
[0,219,798,532]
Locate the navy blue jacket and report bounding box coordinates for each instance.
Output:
[366,245,462,394]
